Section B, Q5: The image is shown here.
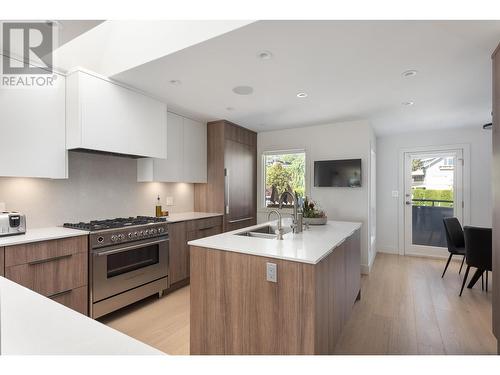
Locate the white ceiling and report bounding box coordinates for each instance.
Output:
[54,20,253,76]
[113,20,500,136]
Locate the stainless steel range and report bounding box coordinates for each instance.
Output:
[64,216,169,319]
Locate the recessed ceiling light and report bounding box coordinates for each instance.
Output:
[297,92,308,98]
[402,101,415,106]
[232,86,254,95]
[169,79,181,85]
[257,50,273,60]
[402,70,418,78]
[226,107,235,111]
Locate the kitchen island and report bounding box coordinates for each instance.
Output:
[188,220,362,355]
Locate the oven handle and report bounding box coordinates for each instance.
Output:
[94,239,168,257]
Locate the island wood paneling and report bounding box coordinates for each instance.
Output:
[492,41,500,353]
[190,228,361,355]
[190,246,316,354]
[0,247,4,277]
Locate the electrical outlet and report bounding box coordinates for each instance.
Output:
[0,202,5,211]
[166,196,174,206]
[266,262,277,283]
[391,191,399,198]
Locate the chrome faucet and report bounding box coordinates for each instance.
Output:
[267,210,284,240]
[278,191,303,233]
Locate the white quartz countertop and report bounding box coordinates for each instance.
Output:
[0,277,163,355]
[188,220,362,264]
[0,227,89,247]
[163,212,223,223]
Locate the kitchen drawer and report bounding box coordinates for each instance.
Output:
[5,252,87,297]
[50,285,88,315]
[0,247,4,277]
[185,216,223,232]
[4,235,88,267]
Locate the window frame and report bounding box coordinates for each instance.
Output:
[261,149,307,209]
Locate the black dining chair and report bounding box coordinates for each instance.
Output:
[459,226,492,296]
[442,217,466,278]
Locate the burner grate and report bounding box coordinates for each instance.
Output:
[63,216,167,231]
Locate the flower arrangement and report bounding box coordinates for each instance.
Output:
[302,196,326,219]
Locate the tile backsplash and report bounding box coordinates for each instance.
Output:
[0,152,194,228]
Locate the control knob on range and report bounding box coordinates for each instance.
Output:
[128,232,133,238]
[111,235,118,242]
[118,234,125,240]
[152,228,157,234]
[158,227,164,233]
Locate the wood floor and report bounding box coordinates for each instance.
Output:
[102,253,497,355]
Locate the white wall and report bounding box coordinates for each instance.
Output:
[376,127,492,254]
[257,120,375,273]
[0,152,194,228]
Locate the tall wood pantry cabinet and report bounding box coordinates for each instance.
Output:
[194,120,257,232]
[492,42,500,354]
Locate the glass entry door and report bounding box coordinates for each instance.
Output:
[404,150,463,257]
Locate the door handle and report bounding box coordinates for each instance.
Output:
[405,201,412,205]
[224,168,230,215]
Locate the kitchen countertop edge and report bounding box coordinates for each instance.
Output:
[0,227,90,247]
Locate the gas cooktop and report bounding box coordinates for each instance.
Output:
[63,216,167,232]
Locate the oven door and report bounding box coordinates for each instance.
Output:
[92,236,169,302]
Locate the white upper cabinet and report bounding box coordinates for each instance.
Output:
[0,57,67,179]
[66,69,167,158]
[137,112,207,183]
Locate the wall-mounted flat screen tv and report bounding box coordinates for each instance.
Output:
[314,159,362,187]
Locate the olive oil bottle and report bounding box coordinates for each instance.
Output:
[155,195,162,217]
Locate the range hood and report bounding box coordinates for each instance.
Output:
[66,69,167,159]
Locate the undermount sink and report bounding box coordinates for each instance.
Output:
[235,224,291,239]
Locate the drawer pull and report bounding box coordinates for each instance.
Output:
[48,289,73,298]
[228,217,254,224]
[28,253,73,265]
[199,225,216,231]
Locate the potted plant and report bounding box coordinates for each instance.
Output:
[302,196,327,225]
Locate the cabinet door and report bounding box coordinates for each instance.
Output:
[183,118,207,183]
[147,112,184,182]
[0,247,4,277]
[0,57,67,178]
[168,222,188,284]
[225,139,256,230]
[166,113,185,181]
[68,70,167,158]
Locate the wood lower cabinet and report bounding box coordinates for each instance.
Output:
[4,236,88,315]
[168,221,188,285]
[492,42,500,353]
[168,216,223,287]
[194,120,257,232]
[190,229,361,355]
[0,247,4,277]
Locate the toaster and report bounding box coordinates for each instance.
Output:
[0,211,26,237]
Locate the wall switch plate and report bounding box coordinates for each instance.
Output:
[391,191,399,198]
[266,262,277,283]
[166,196,174,206]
